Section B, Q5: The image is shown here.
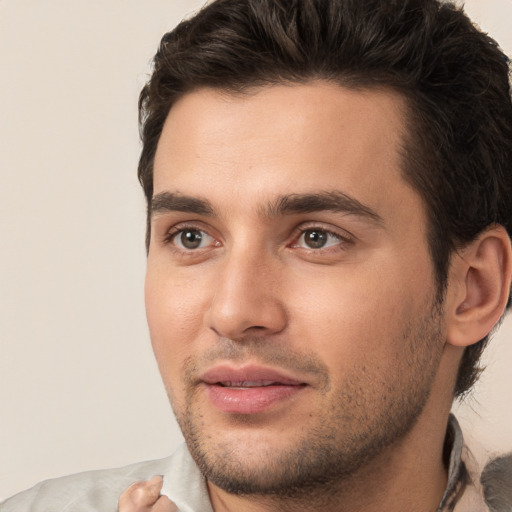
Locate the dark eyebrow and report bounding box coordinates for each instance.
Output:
[265,191,383,224]
[151,192,215,217]
[150,190,382,225]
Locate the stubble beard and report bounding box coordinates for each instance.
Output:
[170,302,445,502]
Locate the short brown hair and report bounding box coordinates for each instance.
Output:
[138,0,512,397]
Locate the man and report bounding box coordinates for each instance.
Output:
[2,0,511,511]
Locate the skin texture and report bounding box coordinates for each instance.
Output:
[118,476,177,512]
[144,82,511,511]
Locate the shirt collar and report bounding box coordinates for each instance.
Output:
[438,414,466,511]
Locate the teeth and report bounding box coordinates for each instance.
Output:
[219,380,277,388]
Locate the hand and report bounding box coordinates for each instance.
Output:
[118,475,178,512]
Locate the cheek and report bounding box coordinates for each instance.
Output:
[287,261,427,370]
[145,259,212,335]
[144,267,210,386]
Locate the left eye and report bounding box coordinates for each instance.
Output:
[172,229,215,250]
[296,229,341,249]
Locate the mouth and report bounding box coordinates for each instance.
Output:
[200,365,308,414]
[216,380,288,388]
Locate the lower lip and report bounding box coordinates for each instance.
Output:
[205,383,306,414]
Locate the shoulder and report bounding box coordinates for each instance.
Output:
[0,456,173,512]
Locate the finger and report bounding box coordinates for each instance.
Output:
[118,476,163,511]
[150,495,179,512]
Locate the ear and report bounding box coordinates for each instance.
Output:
[446,225,512,348]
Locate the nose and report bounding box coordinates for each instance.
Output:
[205,247,288,340]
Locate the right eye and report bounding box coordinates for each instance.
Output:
[171,228,216,250]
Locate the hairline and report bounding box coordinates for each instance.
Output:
[143,77,448,283]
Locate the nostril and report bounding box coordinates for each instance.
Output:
[206,289,288,339]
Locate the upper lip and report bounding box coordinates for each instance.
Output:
[200,364,306,386]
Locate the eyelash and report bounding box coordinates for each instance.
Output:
[162,223,354,254]
[290,226,353,251]
[162,223,214,248]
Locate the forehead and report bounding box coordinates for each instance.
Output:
[153,81,416,221]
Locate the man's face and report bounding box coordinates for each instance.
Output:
[146,82,446,495]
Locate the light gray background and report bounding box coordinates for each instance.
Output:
[1,0,511,500]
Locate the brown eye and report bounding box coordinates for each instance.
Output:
[175,229,206,249]
[303,229,329,249]
[293,228,344,251]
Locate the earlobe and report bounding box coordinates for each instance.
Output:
[446,225,512,348]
